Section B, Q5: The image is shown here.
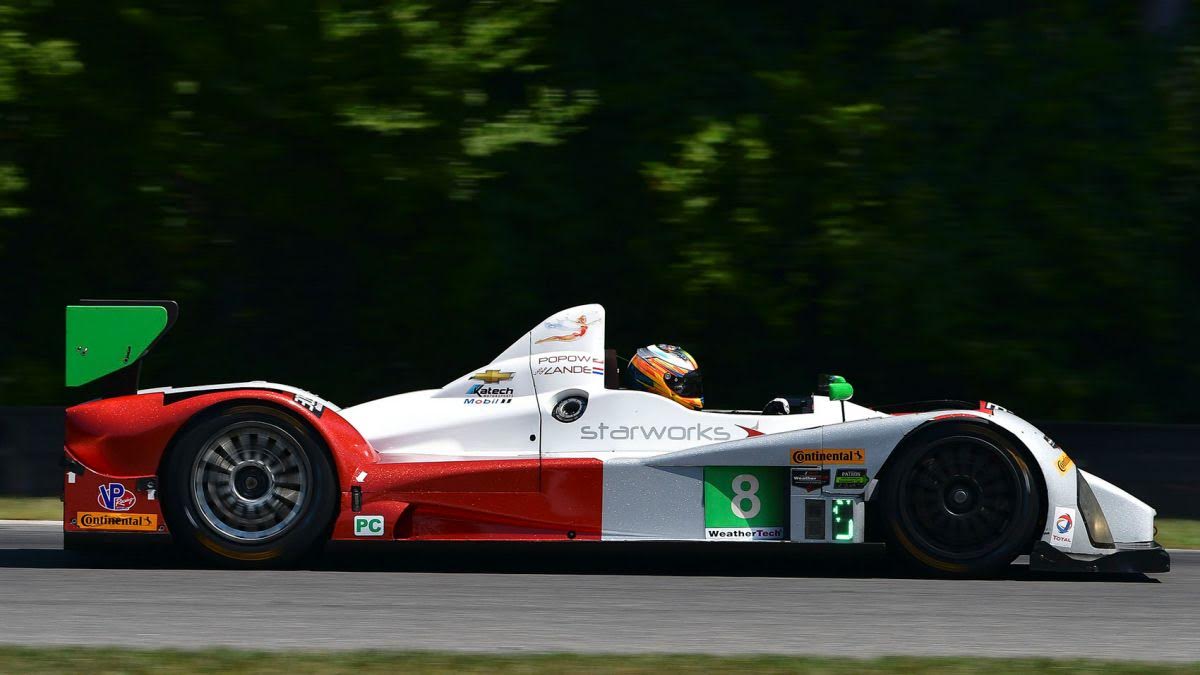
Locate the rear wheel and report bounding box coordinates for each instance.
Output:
[163,405,336,567]
[880,423,1042,577]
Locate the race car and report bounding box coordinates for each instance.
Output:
[60,300,1169,576]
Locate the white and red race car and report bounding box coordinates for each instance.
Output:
[61,301,1168,576]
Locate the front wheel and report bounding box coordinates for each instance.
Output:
[879,423,1043,577]
[163,405,336,567]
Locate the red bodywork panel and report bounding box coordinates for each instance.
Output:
[63,447,166,534]
[330,458,603,541]
[64,389,605,542]
[66,390,376,484]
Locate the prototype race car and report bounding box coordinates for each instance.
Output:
[60,301,1169,576]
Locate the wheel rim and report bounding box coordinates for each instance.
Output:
[898,435,1027,560]
[190,422,310,543]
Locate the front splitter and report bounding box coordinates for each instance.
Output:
[1030,540,1170,574]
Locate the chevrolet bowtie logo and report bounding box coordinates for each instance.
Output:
[471,369,514,384]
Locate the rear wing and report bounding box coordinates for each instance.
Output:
[65,300,177,395]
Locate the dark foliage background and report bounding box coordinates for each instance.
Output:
[1,1,1197,421]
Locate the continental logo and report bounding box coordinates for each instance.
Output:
[1055,451,1074,475]
[790,448,866,465]
[77,512,158,531]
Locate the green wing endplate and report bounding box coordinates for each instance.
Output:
[65,304,172,387]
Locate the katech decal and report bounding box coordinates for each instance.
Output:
[77,512,157,531]
[834,468,869,489]
[1051,507,1076,548]
[97,482,135,511]
[1055,451,1073,475]
[353,515,384,537]
[471,369,514,384]
[790,448,866,465]
[579,423,739,442]
[464,383,513,405]
[293,393,325,417]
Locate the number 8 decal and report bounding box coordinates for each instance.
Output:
[730,473,761,519]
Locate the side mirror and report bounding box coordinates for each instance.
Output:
[818,374,854,402]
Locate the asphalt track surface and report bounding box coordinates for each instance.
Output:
[0,522,1196,661]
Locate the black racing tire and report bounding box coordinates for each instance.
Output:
[879,422,1043,577]
[162,405,336,567]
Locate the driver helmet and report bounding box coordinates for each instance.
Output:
[624,344,703,410]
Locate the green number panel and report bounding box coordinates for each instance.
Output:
[703,466,786,540]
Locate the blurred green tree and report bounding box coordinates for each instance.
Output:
[0,1,1196,423]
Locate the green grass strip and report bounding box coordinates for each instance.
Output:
[1156,518,1200,549]
[0,648,1195,674]
[0,497,60,520]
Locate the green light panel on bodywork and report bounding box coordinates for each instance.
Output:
[65,305,169,386]
[832,498,855,541]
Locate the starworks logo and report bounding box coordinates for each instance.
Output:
[77,512,157,531]
[471,369,514,384]
[790,448,866,465]
[579,423,738,442]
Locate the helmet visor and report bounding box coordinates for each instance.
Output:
[666,369,703,398]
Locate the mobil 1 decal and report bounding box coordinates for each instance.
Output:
[703,466,786,541]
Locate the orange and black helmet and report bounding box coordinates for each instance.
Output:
[624,344,703,410]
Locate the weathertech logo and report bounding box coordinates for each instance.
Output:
[705,527,784,540]
[790,448,866,465]
[77,512,157,531]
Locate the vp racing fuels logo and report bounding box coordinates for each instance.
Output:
[466,369,515,405]
[97,482,136,511]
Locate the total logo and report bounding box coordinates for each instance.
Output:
[97,482,136,512]
[1051,507,1076,547]
[1056,513,1073,534]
